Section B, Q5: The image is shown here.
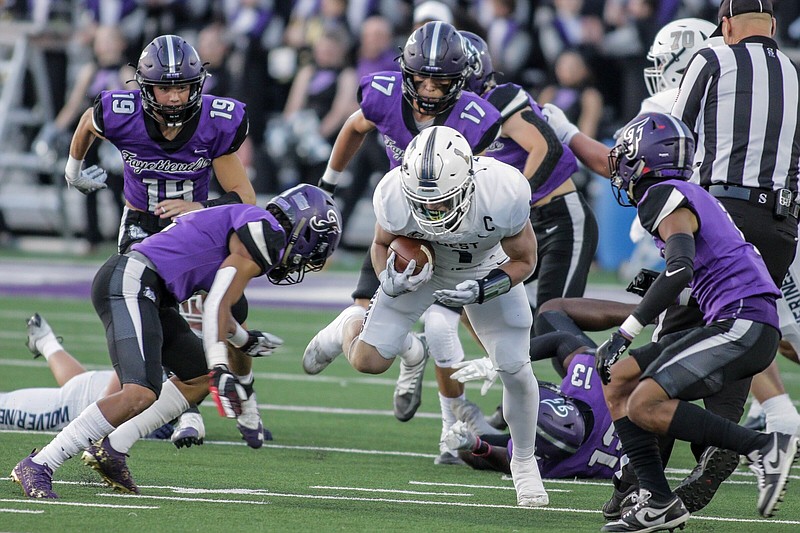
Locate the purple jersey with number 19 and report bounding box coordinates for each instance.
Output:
[358,71,502,168]
[95,90,247,214]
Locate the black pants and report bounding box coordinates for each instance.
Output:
[656,197,797,458]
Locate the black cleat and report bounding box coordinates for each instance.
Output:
[601,489,689,532]
[673,446,739,513]
[747,432,800,517]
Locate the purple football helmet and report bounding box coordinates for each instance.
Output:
[266,184,342,285]
[400,21,471,115]
[535,382,586,462]
[609,112,695,206]
[135,35,207,127]
[460,31,495,95]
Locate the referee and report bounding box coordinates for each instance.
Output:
[665,0,800,510]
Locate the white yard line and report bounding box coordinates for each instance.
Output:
[0,508,44,514]
[0,497,157,509]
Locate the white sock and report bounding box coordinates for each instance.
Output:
[33,402,115,470]
[398,333,424,367]
[235,371,255,386]
[40,337,64,361]
[439,392,463,434]
[499,363,538,461]
[107,381,190,454]
[322,305,366,355]
[746,398,763,419]
[763,394,800,435]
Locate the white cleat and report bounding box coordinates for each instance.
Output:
[303,306,362,375]
[511,455,549,507]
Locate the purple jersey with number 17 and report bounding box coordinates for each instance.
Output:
[358,71,502,168]
[95,90,247,214]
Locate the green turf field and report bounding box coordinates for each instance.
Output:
[1,294,799,532]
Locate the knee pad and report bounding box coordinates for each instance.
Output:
[422,305,465,368]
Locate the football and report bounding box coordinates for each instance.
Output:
[389,236,435,276]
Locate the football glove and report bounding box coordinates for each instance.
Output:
[379,251,432,297]
[442,420,478,452]
[433,280,480,306]
[209,365,247,418]
[595,331,632,385]
[626,268,660,297]
[240,330,284,357]
[65,164,108,194]
[450,357,498,396]
[541,103,580,145]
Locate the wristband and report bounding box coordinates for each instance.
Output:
[320,166,342,188]
[65,155,83,183]
[201,191,242,208]
[620,316,645,338]
[228,323,249,348]
[206,341,229,368]
[478,268,512,304]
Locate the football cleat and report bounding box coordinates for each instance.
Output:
[81,437,139,494]
[603,483,640,521]
[171,410,205,448]
[302,307,358,375]
[674,446,739,513]
[510,455,549,507]
[601,489,689,532]
[393,334,429,422]
[746,432,800,517]
[452,398,505,436]
[237,393,271,448]
[11,450,57,498]
[144,422,174,440]
[486,403,507,430]
[742,411,767,432]
[26,313,59,359]
[434,450,466,465]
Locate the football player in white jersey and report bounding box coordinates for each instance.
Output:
[1,314,120,433]
[303,126,548,507]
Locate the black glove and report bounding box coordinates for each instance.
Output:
[318,179,336,195]
[240,330,284,357]
[595,332,632,385]
[209,365,246,418]
[626,268,660,297]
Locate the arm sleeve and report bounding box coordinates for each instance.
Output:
[92,94,105,135]
[631,233,695,326]
[520,109,564,191]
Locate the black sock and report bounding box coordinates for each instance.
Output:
[615,417,672,502]
[669,402,770,455]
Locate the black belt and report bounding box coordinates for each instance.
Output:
[707,184,799,219]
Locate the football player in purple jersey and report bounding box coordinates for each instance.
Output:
[444,331,622,480]
[596,113,798,530]
[61,34,268,448]
[460,32,598,319]
[306,21,504,465]
[11,184,342,499]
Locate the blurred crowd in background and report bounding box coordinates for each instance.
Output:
[1,0,800,262]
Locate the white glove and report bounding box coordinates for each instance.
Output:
[240,330,284,357]
[379,252,432,297]
[433,279,480,306]
[541,103,580,145]
[65,164,108,194]
[450,357,498,396]
[442,420,478,451]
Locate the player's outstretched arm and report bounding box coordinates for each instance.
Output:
[319,110,376,193]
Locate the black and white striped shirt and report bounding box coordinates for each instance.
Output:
[671,36,800,192]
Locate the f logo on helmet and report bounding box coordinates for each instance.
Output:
[541,398,576,418]
[623,117,649,159]
[309,209,341,234]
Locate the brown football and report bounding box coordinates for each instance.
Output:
[389,236,435,275]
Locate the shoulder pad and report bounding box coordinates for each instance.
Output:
[235,221,285,275]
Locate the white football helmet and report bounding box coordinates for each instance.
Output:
[644,18,716,96]
[400,126,475,236]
